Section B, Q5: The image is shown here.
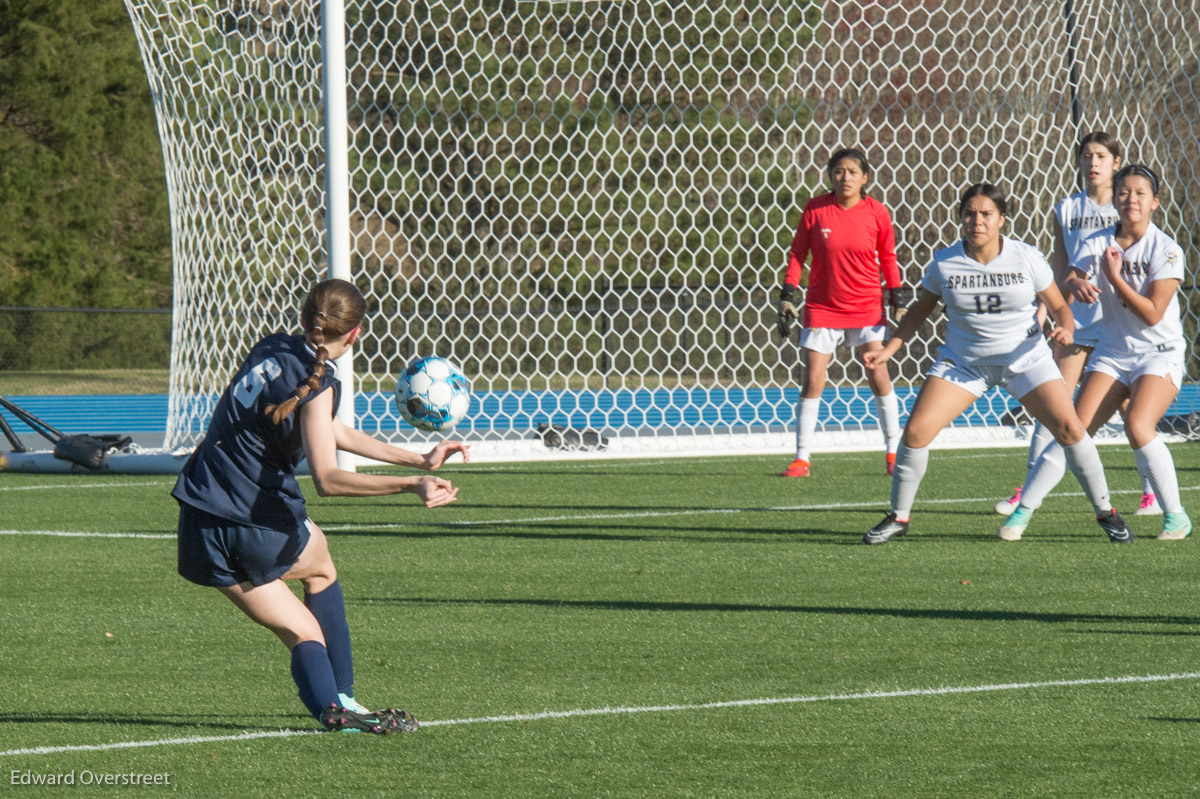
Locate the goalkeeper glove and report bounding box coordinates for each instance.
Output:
[776,285,801,338]
[888,286,913,311]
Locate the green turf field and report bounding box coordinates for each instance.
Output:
[2,445,1199,797]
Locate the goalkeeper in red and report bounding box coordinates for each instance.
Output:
[776,148,909,478]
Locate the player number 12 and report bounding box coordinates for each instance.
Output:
[973,294,1002,314]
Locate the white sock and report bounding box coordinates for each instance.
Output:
[874,391,902,454]
[890,442,929,521]
[795,397,820,461]
[1026,421,1056,472]
[1062,436,1111,514]
[1134,438,1183,513]
[1020,441,1067,511]
[1139,469,1155,497]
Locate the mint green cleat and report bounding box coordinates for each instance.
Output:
[997,506,1035,541]
[338,693,372,714]
[1157,511,1192,541]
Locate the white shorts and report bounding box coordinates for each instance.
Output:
[1086,346,1185,389]
[1072,323,1101,349]
[799,325,887,355]
[926,342,1063,400]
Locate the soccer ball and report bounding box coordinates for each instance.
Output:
[394,356,471,432]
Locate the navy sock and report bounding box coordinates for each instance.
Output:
[305,579,355,695]
[290,640,340,720]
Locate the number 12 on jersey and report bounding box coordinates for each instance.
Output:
[973,294,1002,314]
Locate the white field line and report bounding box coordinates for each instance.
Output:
[0,480,171,492]
[5,485,1198,539]
[0,529,174,539]
[3,671,1197,758]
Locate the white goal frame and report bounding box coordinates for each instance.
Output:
[121,0,1200,462]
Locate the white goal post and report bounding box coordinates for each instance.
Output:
[123,0,1200,460]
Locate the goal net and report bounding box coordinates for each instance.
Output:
[124,0,1200,459]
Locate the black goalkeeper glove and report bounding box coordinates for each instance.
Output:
[888,286,913,321]
[776,285,801,338]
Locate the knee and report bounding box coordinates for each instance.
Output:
[1124,418,1157,449]
[301,562,337,595]
[901,425,933,449]
[1051,418,1085,447]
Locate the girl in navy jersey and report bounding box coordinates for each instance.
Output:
[993,133,1161,517]
[1002,165,1191,541]
[776,148,908,478]
[173,279,468,732]
[861,184,1129,545]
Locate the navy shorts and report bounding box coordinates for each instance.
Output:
[176,501,311,588]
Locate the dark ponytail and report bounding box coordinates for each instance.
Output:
[265,278,366,424]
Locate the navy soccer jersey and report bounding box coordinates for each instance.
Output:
[172,333,340,532]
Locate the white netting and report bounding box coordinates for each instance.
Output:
[125,0,1200,457]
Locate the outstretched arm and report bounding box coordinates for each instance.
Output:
[299,390,459,507]
[863,289,940,369]
[332,419,470,470]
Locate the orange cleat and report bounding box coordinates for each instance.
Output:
[780,458,810,478]
[886,452,896,476]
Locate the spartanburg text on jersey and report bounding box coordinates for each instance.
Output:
[921,237,1054,366]
[172,333,341,532]
[1056,190,1118,339]
[1075,223,1186,354]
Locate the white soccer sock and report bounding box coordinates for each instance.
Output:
[1134,438,1183,513]
[890,442,929,521]
[795,396,821,461]
[1061,436,1111,514]
[1019,441,1067,511]
[1139,469,1155,497]
[1025,421,1056,472]
[874,391,902,454]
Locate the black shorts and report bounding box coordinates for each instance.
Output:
[176,502,310,588]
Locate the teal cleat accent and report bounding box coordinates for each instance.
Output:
[1158,511,1193,541]
[338,693,372,714]
[997,505,1035,541]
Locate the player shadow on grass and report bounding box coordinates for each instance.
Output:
[355,596,1200,628]
[321,510,1103,544]
[0,711,309,731]
[323,520,871,543]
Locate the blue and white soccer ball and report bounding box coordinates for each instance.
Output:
[394,356,471,432]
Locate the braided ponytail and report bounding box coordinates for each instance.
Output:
[265,279,366,424]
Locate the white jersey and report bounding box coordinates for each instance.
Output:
[1056,191,1118,336]
[1074,223,1185,354]
[921,237,1054,365]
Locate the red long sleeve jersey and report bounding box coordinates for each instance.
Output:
[783,194,902,329]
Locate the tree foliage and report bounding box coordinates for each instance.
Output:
[0,0,170,309]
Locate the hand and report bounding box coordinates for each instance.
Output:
[423,440,471,470]
[862,348,892,370]
[776,299,800,338]
[1047,325,1074,347]
[1101,245,1124,285]
[1063,273,1100,304]
[413,475,459,508]
[888,287,912,323]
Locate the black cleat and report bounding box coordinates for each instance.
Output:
[864,512,909,545]
[1096,509,1133,543]
[320,704,420,734]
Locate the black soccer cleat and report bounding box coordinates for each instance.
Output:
[1096,509,1133,543]
[320,704,420,734]
[864,512,909,545]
